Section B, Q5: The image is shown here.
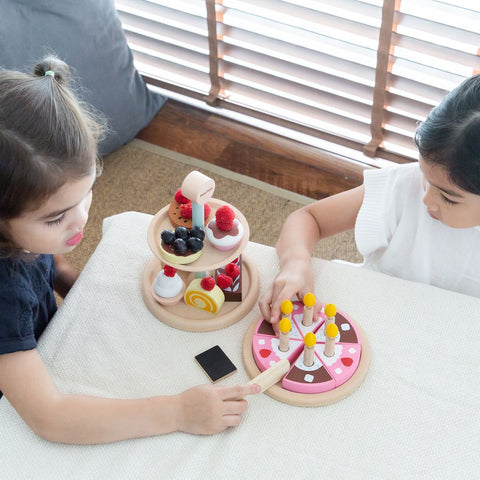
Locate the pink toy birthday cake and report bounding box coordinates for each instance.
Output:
[251,301,362,395]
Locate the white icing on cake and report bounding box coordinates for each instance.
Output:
[206,218,244,251]
[318,344,343,366]
[153,271,184,298]
[295,354,323,372]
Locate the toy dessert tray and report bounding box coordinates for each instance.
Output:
[141,198,259,332]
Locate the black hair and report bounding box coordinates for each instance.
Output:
[414,73,480,195]
[0,55,105,256]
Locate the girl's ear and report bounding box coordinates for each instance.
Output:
[0,222,7,238]
[0,224,10,253]
[0,220,13,241]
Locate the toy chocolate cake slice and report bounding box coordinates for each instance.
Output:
[215,256,242,301]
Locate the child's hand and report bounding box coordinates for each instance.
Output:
[176,383,260,435]
[259,260,316,332]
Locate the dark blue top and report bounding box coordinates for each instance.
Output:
[0,254,57,397]
[0,254,57,353]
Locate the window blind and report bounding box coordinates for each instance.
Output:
[116,0,480,166]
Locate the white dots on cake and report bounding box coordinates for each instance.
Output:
[293,313,303,324]
[304,374,314,383]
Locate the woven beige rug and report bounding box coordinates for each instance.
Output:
[66,139,362,272]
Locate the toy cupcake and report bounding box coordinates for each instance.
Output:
[206,205,244,251]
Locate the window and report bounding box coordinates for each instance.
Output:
[116,0,480,167]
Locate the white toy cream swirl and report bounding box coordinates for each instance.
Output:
[151,265,185,306]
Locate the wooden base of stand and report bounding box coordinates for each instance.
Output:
[142,254,259,332]
[242,317,371,407]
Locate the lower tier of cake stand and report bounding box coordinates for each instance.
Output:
[141,254,260,332]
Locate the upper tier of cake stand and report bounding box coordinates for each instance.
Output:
[147,198,250,272]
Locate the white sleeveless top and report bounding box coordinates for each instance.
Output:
[355,162,480,298]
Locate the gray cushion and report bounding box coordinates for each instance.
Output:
[0,0,165,154]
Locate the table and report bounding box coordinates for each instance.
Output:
[1,211,479,479]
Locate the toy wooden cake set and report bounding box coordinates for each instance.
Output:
[141,171,259,332]
[243,295,370,406]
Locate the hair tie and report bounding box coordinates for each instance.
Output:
[44,70,55,77]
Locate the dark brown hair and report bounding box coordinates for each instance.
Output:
[0,55,105,256]
[414,74,480,195]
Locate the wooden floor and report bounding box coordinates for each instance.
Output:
[137,99,365,199]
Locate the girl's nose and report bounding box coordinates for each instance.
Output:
[69,200,90,230]
[422,184,438,211]
[77,208,89,228]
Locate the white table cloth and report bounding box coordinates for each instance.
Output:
[1,211,479,479]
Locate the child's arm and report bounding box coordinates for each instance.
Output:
[259,185,364,327]
[0,349,260,443]
[53,254,79,298]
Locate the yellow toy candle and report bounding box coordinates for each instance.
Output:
[302,292,316,326]
[278,317,291,352]
[324,303,337,327]
[280,299,293,321]
[303,332,316,366]
[324,322,339,357]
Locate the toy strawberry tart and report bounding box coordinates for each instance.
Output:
[159,225,205,265]
[169,188,212,229]
[151,265,185,306]
[206,205,244,251]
